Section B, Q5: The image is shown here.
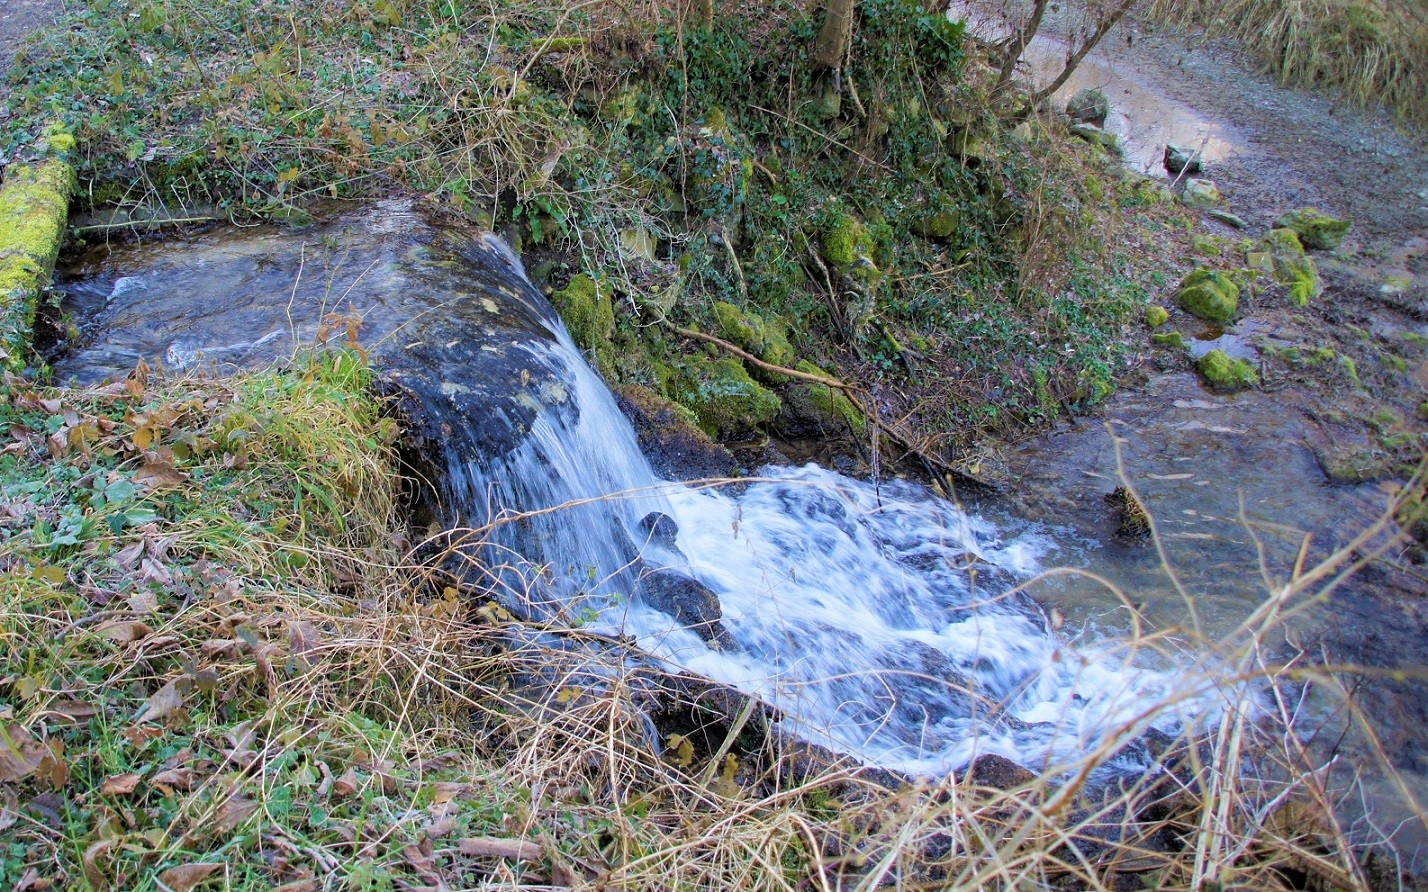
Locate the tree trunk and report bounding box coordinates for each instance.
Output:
[993,0,1050,95]
[693,0,713,29]
[811,0,856,69]
[1032,0,1137,103]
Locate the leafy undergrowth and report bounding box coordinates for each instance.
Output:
[0,349,1416,890]
[0,0,1190,459]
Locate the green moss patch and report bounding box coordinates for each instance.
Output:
[1197,348,1257,391]
[711,300,794,375]
[786,360,866,434]
[0,126,76,372]
[1258,228,1322,306]
[1273,208,1351,250]
[1175,268,1239,323]
[550,273,616,377]
[664,355,781,437]
[1144,305,1169,329]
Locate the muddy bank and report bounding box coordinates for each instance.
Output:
[975,2,1428,868]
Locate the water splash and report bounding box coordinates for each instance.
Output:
[53,207,1212,775]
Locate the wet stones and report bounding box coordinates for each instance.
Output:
[1181,178,1222,209]
[1196,348,1257,391]
[1273,207,1351,250]
[1163,143,1202,175]
[1175,268,1239,323]
[1066,88,1109,127]
[639,569,733,648]
[615,385,736,480]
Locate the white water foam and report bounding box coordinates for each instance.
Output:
[448,325,1215,776]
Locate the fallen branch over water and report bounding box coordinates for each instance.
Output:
[665,321,994,492]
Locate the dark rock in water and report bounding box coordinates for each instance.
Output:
[1105,486,1151,540]
[616,384,737,481]
[1163,143,1203,175]
[637,511,679,550]
[964,753,1037,789]
[1066,88,1109,127]
[639,568,732,648]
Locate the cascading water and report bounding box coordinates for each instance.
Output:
[52,204,1211,776]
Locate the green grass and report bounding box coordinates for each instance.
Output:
[1,350,1423,888]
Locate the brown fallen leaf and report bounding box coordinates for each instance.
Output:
[0,724,46,784]
[42,699,98,724]
[157,862,222,891]
[137,558,173,587]
[332,766,360,798]
[212,794,258,836]
[114,541,145,569]
[271,882,319,892]
[135,679,185,723]
[149,767,194,793]
[456,837,542,861]
[82,838,114,890]
[287,620,320,657]
[100,772,142,796]
[133,448,188,489]
[99,619,154,645]
[0,787,18,832]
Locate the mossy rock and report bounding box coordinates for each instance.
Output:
[710,301,794,373]
[615,384,736,480]
[0,124,76,372]
[911,207,959,241]
[1181,179,1221,209]
[1196,349,1257,391]
[781,360,866,435]
[1066,88,1109,126]
[1175,268,1239,323]
[666,355,781,438]
[1259,228,1322,306]
[1273,208,1351,250]
[1144,305,1169,329]
[1152,330,1184,348]
[820,211,864,267]
[550,273,616,377]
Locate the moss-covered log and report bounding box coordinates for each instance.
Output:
[0,125,75,372]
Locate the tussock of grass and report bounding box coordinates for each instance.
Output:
[1143,0,1428,128]
[2,350,1422,889]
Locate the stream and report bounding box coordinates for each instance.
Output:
[52,204,1225,777]
[47,16,1428,861]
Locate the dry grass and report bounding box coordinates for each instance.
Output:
[1142,0,1428,129]
[1,352,1424,889]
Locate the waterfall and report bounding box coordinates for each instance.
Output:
[53,207,1209,776]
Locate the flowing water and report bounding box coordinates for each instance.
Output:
[52,204,1219,777]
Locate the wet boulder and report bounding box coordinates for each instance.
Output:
[1174,268,1239,323]
[616,385,736,480]
[1066,88,1109,127]
[639,569,733,648]
[1163,143,1202,175]
[1273,207,1351,250]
